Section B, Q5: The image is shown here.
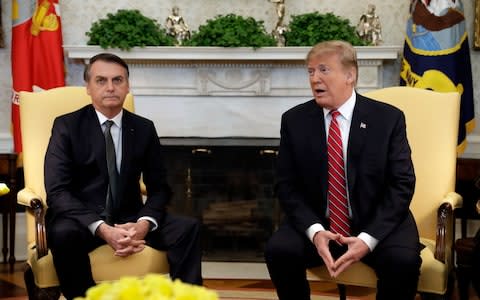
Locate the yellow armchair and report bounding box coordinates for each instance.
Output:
[18,86,169,299]
[308,86,462,299]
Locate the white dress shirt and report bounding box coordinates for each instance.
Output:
[306,91,378,251]
[88,109,157,234]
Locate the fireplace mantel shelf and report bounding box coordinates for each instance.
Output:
[64,45,402,62]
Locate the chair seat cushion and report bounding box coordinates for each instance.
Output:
[27,243,169,288]
[307,238,449,295]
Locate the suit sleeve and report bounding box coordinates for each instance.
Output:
[360,109,416,241]
[45,117,101,227]
[137,120,172,223]
[275,112,326,233]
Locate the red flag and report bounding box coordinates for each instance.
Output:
[11,0,65,153]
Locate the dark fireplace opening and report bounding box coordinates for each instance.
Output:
[161,141,279,262]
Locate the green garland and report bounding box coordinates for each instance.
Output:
[86,10,367,49]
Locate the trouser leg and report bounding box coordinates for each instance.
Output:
[148,213,203,285]
[264,224,321,300]
[47,218,101,300]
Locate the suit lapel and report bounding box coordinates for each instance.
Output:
[307,102,328,199]
[86,105,109,179]
[119,110,135,197]
[347,95,369,196]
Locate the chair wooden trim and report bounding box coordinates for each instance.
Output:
[455,198,480,300]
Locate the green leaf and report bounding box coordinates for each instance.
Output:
[85,9,175,50]
[285,11,367,46]
[183,14,276,48]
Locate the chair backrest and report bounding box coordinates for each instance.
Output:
[363,86,460,241]
[19,86,134,244]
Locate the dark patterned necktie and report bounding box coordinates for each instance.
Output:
[327,111,350,236]
[104,120,119,224]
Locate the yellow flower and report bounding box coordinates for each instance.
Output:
[0,183,10,196]
[75,274,218,300]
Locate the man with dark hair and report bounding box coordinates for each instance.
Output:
[45,53,202,299]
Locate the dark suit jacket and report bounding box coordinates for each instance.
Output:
[44,104,171,229]
[276,93,416,242]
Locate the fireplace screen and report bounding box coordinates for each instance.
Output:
[161,143,279,262]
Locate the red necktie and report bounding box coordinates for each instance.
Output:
[327,110,350,236]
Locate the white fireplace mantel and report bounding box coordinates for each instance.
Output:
[64,45,401,142]
[65,45,401,62]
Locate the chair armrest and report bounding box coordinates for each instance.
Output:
[435,192,462,263]
[17,187,49,259]
[17,187,42,207]
[476,199,480,214]
[443,191,463,210]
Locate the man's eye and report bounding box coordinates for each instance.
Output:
[96,78,106,85]
[307,69,315,76]
[113,78,123,85]
[319,67,330,74]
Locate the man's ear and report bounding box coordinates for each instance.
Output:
[348,66,358,84]
[346,71,355,84]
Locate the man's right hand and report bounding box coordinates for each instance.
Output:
[96,223,146,257]
[312,230,342,277]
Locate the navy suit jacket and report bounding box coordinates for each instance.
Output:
[44,104,171,229]
[276,93,416,242]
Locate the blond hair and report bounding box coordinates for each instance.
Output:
[306,40,358,84]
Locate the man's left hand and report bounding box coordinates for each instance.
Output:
[330,235,370,277]
[115,220,150,241]
[112,220,151,256]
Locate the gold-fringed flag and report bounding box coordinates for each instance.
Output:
[11,0,65,153]
[400,0,475,154]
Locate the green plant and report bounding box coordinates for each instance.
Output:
[184,14,276,48]
[86,9,175,50]
[285,12,367,46]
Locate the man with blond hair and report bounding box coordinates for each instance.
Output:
[265,41,422,300]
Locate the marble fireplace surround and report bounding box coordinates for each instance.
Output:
[65,46,401,146]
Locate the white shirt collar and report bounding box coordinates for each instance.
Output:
[323,90,356,121]
[95,109,123,128]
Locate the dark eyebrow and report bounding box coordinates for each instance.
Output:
[94,75,124,81]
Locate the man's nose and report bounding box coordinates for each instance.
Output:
[311,72,323,82]
[106,80,115,90]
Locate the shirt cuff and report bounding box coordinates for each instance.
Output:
[138,216,158,231]
[89,220,105,235]
[358,232,379,251]
[306,223,326,242]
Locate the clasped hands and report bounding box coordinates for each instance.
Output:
[97,220,150,257]
[313,231,370,278]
